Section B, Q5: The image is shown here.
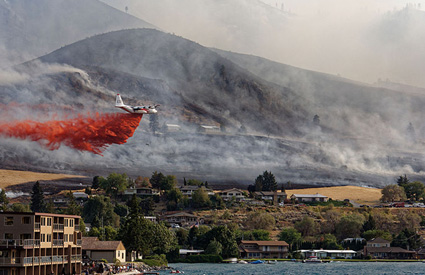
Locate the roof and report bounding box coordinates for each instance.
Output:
[291,193,328,198]
[368,237,390,244]
[200,125,219,129]
[218,188,246,194]
[299,249,357,254]
[163,212,198,218]
[0,212,80,219]
[82,237,125,251]
[365,247,415,254]
[179,249,204,255]
[240,240,289,246]
[254,191,286,196]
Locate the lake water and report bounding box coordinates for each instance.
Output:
[166,261,425,274]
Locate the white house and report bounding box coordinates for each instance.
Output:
[298,249,357,259]
[291,193,328,202]
[217,188,246,201]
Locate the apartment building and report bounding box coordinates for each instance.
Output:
[0,212,82,275]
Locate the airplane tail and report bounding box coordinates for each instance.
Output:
[115,94,124,106]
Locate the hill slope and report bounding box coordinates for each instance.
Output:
[2,29,425,187]
[0,0,156,65]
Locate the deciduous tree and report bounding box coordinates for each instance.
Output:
[295,216,317,237]
[380,184,406,202]
[278,228,302,251]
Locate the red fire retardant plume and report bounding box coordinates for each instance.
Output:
[0,113,142,155]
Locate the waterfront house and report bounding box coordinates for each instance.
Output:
[239,240,289,259]
[82,237,126,264]
[0,212,82,275]
[298,249,357,259]
[363,238,416,259]
[179,249,204,259]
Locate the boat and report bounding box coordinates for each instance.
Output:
[250,260,265,264]
[238,260,248,264]
[302,256,322,263]
[266,260,277,264]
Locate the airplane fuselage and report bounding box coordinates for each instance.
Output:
[115,94,158,114]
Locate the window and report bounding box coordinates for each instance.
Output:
[47,234,51,242]
[118,251,120,257]
[41,234,45,242]
[20,234,31,240]
[64,235,68,242]
[70,219,74,227]
[5,217,13,226]
[4,233,13,240]
[47,218,51,226]
[69,234,74,242]
[41,218,46,226]
[21,217,31,224]
[65,219,69,227]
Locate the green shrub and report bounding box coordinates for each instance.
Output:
[143,254,168,267]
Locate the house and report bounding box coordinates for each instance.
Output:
[179,249,204,258]
[363,237,416,259]
[198,125,220,134]
[122,187,160,197]
[239,240,289,259]
[144,216,157,223]
[254,191,287,205]
[217,188,246,201]
[180,186,214,199]
[163,124,182,133]
[82,237,126,263]
[72,192,89,201]
[161,212,200,227]
[0,212,82,275]
[291,193,328,203]
[298,249,357,259]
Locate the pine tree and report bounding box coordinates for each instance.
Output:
[0,189,9,211]
[31,181,46,212]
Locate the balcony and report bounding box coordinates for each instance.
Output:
[23,239,41,248]
[75,239,82,246]
[52,239,64,247]
[0,239,40,248]
[71,255,82,262]
[34,222,40,231]
[41,256,51,264]
[53,223,64,231]
[74,225,80,231]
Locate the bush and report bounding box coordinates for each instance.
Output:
[143,254,168,266]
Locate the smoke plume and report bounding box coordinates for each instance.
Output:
[0,113,142,155]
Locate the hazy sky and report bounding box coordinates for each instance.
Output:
[102,0,425,87]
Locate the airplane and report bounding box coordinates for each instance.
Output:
[115,94,159,114]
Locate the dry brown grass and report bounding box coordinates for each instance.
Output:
[0,169,84,189]
[285,185,382,205]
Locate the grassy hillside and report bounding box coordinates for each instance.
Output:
[0,169,85,189]
[285,186,382,205]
